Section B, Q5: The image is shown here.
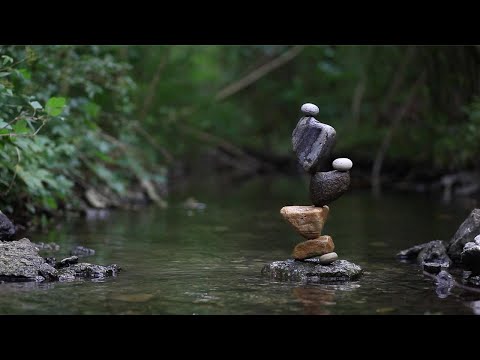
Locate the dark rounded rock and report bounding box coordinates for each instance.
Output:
[461,241,480,274]
[292,117,336,174]
[261,259,362,283]
[0,211,15,241]
[310,170,350,206]
[447,208,480,263]
[423,262,449,274]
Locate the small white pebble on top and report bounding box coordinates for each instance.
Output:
[332,158,353,171]
[475,234,480,245]
[301,103,319,116]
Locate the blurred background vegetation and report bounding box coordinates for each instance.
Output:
[1,45,480,224]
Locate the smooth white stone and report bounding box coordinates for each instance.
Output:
[301,103,319,116]
[332,158,353,171]
[319,252,338,265]
[475,234,480,245]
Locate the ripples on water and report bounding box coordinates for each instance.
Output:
[1,175,479,314]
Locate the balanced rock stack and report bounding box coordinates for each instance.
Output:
[262,103,362,282]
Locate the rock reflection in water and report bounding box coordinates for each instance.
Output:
[293,283,360,315]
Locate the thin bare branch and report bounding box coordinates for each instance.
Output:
[215,45,305,101]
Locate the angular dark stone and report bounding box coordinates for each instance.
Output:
[397,240,451,268]
[292,117,336,174]
[396,243,430,259]
[423,262,449,274]
[56,256,79,269]
[310,170,350,206]
[0,212,16,241]
[70,246,95,257]
[461,241,480,274]
[417,240,451,266]
[447,208,480,263]
[261,259,362,283]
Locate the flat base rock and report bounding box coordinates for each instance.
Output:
[261,259,362,283]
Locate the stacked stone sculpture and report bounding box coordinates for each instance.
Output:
[262,103,362,282]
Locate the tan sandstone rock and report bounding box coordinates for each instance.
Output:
[280,205,329,239]
[292,235,335,260]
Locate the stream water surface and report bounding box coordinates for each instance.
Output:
[1,176,479,315]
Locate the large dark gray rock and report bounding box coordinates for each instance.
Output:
[261,259,362,282]
[0,238,119,283]
[447,208,480,263]
[0,211,15,241]
[292,117,336,174]
[310,170,350,206]
[461,238,480,274]
[397,240,451,268]
[0,238,57,281]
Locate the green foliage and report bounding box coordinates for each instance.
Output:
[2,45,480,219]
[0,45,165,217]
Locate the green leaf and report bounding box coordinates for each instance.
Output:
[18,68,31,80]
[29,101,43,110]
[0,72,10,78]
[45,97,66,116]
[13,120,29,134]
[1,55,13,65]
[42,196,58,210]
[0,120,12,130]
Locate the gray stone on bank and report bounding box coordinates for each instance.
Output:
[262,259,362,282]
[0,238,119,282]
[70,246,96,257]
[0,238,57,281]
[397,240,451,268]
[292,117,336,174]
[447,208,480,263]
[57,263,120,282]
[0,211,16,241]
[310,170,351,206]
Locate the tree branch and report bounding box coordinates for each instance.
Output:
[215,45,305,101]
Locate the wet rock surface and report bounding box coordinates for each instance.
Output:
[57,263,120,282]
[461,239,480,274]
[447,208,480,262]
[397,240,451,267]
[310,170,351,206]
[292,117,336,174]
[0,238,57,281]
[0,212,16,241]
[0,238,119,282]
[262,259,362,282]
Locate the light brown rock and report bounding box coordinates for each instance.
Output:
[280,205,329,239]
[292,235,335,260]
